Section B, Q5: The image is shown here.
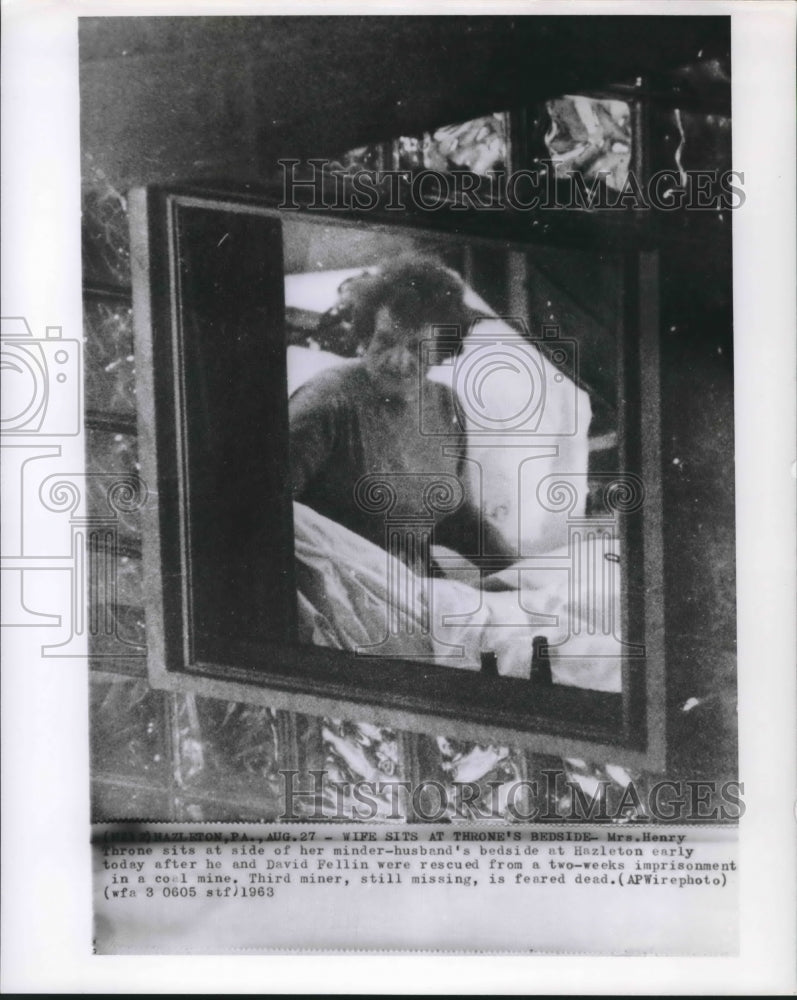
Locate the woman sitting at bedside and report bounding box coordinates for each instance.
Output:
[288,255,512,574]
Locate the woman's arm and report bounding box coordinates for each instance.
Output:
[287,370,343,498]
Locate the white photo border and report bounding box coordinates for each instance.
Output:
[1,0,795,992]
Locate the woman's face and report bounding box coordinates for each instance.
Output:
[363,307,426,399]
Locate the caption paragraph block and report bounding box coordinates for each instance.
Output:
[94,825,738,954]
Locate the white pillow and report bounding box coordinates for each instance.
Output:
[429,316,591,556]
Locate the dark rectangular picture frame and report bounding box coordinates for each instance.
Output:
[130,183,666,770]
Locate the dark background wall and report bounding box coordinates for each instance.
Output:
[79,15,729,189]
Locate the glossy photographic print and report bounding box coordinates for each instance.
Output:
[81,14,737,819]
[2,3,795,983]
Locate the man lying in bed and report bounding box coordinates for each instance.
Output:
[288,255,514,575]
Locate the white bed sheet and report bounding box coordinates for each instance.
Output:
[294,502,623,693]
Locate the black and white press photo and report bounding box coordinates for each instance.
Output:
[3,4,795,977]
[81,13,739,825]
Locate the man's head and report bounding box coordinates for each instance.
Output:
[351,256,468,398]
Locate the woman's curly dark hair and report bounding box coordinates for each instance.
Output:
[317,255,474,357]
